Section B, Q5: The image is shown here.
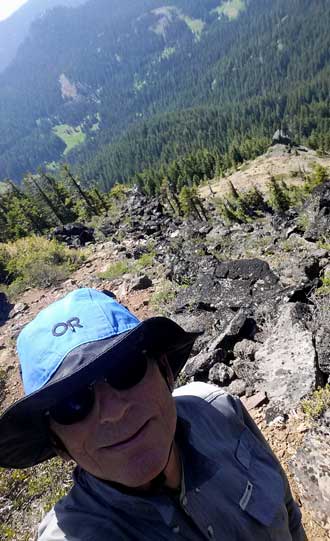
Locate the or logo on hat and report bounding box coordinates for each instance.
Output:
[52,317,83,337]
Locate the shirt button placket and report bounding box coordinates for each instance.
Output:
[207,525,215,539]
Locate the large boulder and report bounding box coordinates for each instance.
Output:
[173,258,284,370]
[254,303,318,416]
[215,258,278,284]
[180,310,256,381]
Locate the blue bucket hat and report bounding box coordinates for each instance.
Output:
[0,288,200,469]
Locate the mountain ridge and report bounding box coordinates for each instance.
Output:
[0,0,87,73]
[0,0,329,189]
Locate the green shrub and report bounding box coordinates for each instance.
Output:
[0,458,73,540]
[302,385,330,419]
[315,275,330,296]
[0,524,15,540]
[216,185,268,224]
[291,164,330,207]
[0,236,83,298]
[296,212,310,232]
[134,252,155,270]
[178,185,207,220]
[98,249,157,281]
[267,176,290,212]
[309,164,328,188]
[98,259,130,280]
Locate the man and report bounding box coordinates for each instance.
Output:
[0,288,306,540]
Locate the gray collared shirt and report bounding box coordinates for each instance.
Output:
[38,383,306,541]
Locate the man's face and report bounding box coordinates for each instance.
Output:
[50,359,177,488]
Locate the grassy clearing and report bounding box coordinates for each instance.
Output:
[181,15,205,40]
[160,47,176,60]
[98,260,130,280]
[150,6,173,37]
[150,7,204,40]
[53,124,86,155]
[98,251,156,281]
[213,0,246,20]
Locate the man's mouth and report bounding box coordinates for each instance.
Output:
[103,420,150,450]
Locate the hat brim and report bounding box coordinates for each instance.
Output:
[0,317,200,469]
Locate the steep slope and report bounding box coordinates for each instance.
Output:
[0,0,87,72]
[0,0,329,185]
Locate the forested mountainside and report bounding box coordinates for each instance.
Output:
[0,0,329,187]
[0,0,87,73]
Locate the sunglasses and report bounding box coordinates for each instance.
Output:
[48,352,150,426]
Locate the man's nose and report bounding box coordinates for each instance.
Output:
[93,381,130,423]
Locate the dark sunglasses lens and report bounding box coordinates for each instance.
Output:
[49,354,149,424]
[49,386,94,425]
[106,354,148,390]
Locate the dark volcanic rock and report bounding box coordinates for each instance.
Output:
[0,292,13,326]
[207,310,256,352]
[129,275,153,291]
[50,223,95,247]
[315,327,330,375]
[272,130,292,146]
[304,181,330,241]
[215,258,278,285]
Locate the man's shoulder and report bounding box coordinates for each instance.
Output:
[173,382,243,419]
[173,381,222,401]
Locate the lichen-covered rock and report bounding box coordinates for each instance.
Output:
[289,426,330,531]
[227,379,247,397]
[233,339,258,361]
[208,363,235,385]
[254,303,318,415]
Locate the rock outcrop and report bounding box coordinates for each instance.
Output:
[49,222,95,247]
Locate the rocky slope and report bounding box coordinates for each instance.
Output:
[1,148,330,539]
